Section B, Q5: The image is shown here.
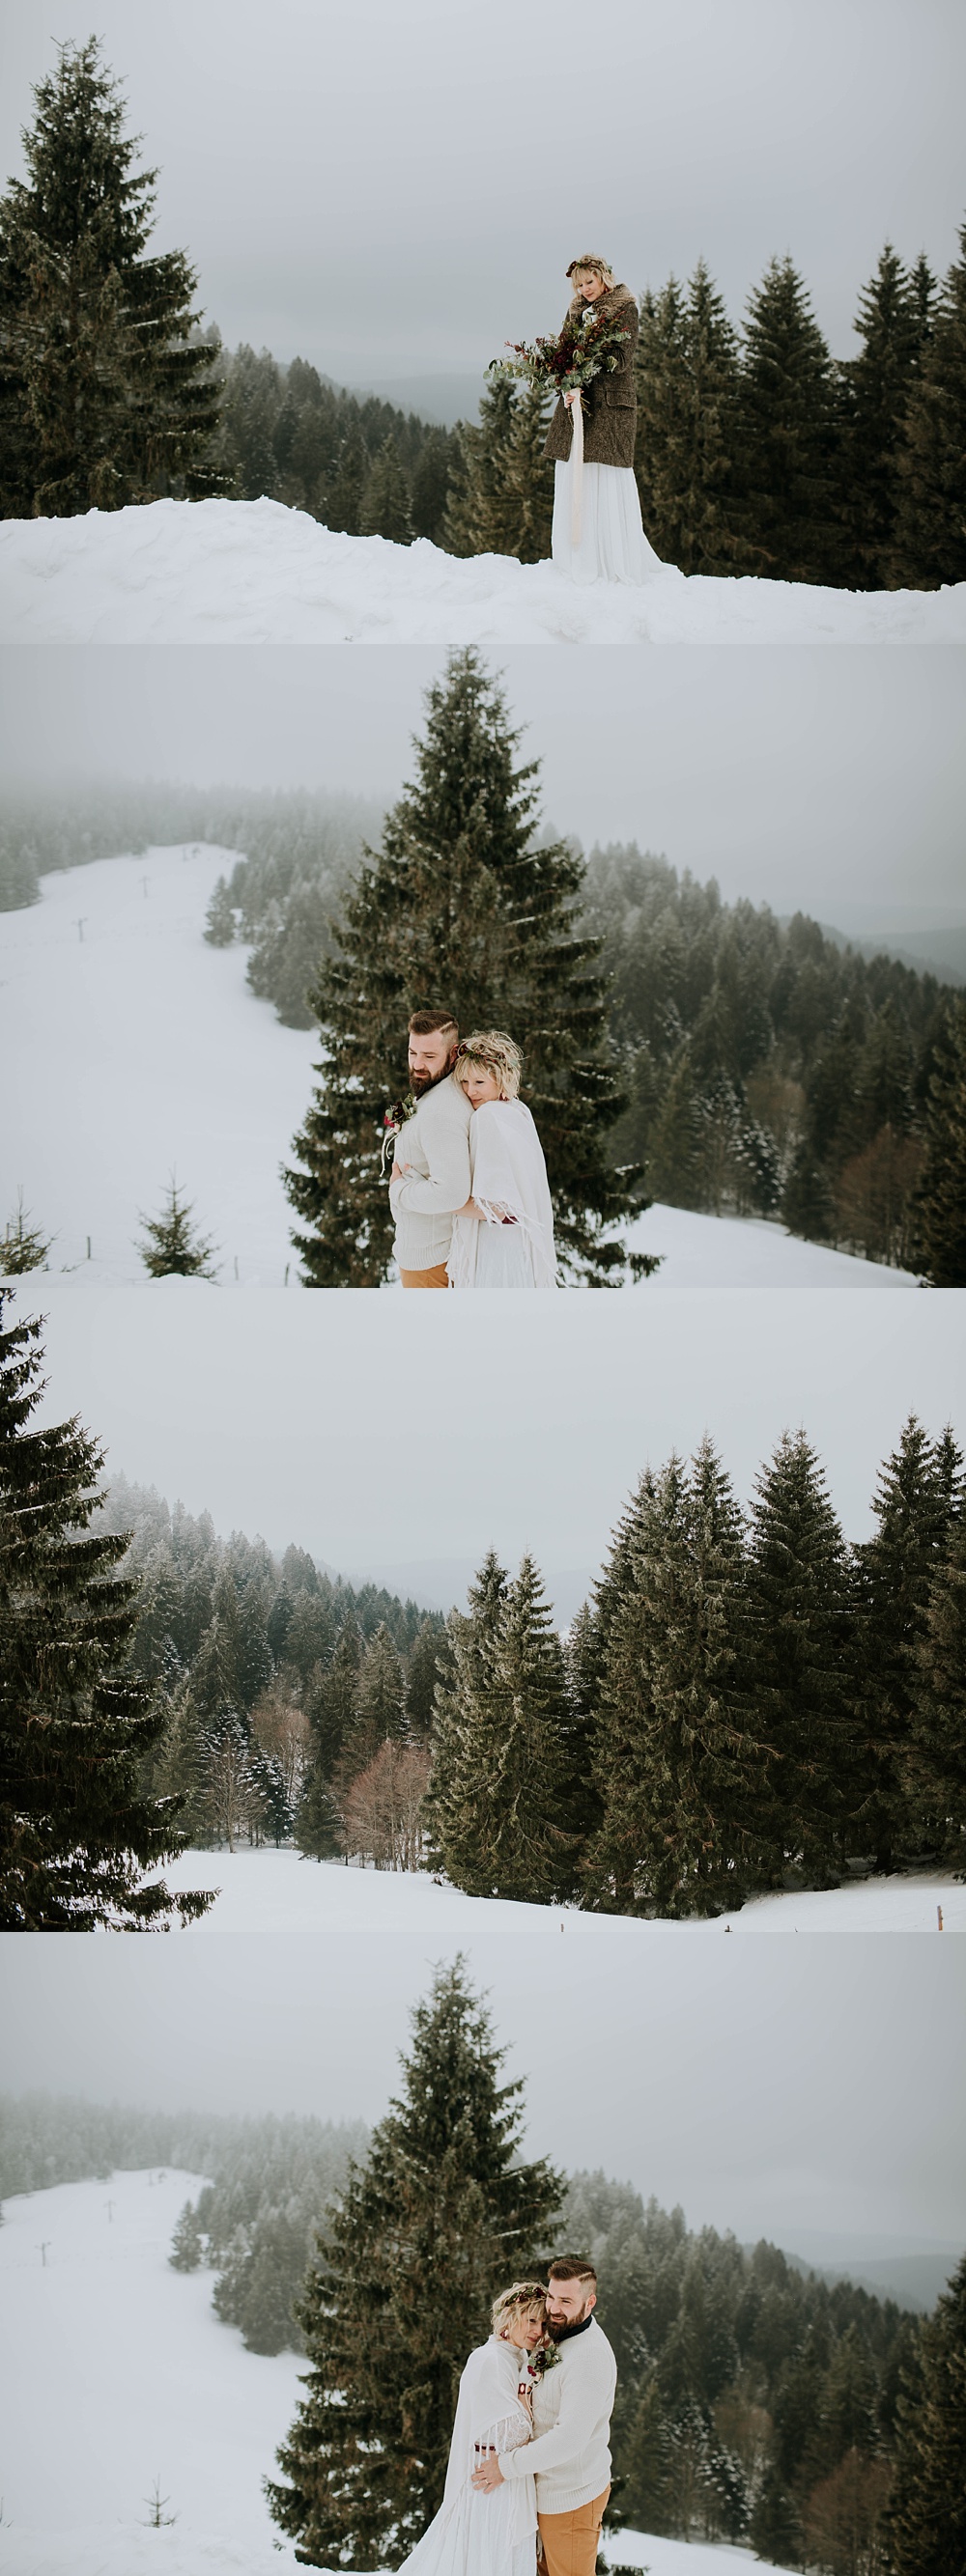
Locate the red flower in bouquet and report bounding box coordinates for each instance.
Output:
[489,300,632,400]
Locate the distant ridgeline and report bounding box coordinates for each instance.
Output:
[0,780,384,925]
[0,2090,932,2562]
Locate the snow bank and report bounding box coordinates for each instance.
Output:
[0,847,921,1287]
[1,498,963,647]
[0,2173,788,2576]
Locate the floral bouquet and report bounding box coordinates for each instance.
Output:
[380,1091,416,1180]
[488,301,632,401]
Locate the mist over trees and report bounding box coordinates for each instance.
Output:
[94,1471,447,1866]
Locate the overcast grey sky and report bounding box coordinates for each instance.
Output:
[16,1278,965,1614]
[2,643,962,932]
[2,1921,964,2250]
[2,0,964,392]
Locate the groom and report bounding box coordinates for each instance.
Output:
[472,2255,616,2576]
[388,1008,472,1288]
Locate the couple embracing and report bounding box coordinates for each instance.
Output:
[388,1010,557,1291]
[401,2256,616,2576]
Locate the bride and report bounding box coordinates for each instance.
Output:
[544,255,664,587]
[397,2282,546,2576]
[447,1033,557,1290]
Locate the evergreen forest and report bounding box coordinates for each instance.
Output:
[2,43,964,587]
[90,1403,966,1909]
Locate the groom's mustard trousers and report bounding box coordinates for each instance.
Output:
[537,2487,611,2576]
[399,1264,450,1288]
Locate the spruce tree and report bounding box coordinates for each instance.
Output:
[203,877,237,946]
[442,378,519,554]
[0,39,223,518]
[359,437,412,543]
[583,1442,765,1918]
[890,221,966,588]
[635,263,742,574]
[838,244,935,587]
[340,1622,407,1778]
[909,999,966,1285]
[883,2254,966,2576]
[285,651,642,1283]
[137,1178,219,1279]
[1,1191,51,1274]
[910,1509,966,1862]
[0,1293,213,1927]
[306,1615,362,1777]
[428,1553,581,1902]
[734,256,838,582]
[741,1431,857,1885]
[266,1958,563,2565]
[852,1417,964,1868]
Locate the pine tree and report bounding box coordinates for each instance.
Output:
[890,221,966,588]
[214,344,282,498]
[359,436,412,543]
[203,876,237,946]
[635,263,742,574]
[285,650,642,1284]
[838,244,935,587]
[883,2254,966,2576]
[306,1615,362,1777]
[137,1177,219,1280]
[169,2198,205,2270]
[909,999,966,1285]
[910,1509,966,1862]
[266,1958,563,2565]
[428,1554,581,1902]
[340,1622,407,1779]
[405,1616,444,1733]
[442,378,518,554]
[0,1292,213,1927]
[583,1442,764,1917]
[410,427,455,544]
[0,39,223,518]
[498,378,554,562]
[734,256,838,582]
[852,1417,964,1868]
[0,1190,51,1274]
[741,1431,858,1884]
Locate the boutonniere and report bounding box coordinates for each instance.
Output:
[381,1092,416,1180]
[527,2340,561,2380]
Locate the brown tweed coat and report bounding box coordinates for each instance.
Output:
[543,283,639,468]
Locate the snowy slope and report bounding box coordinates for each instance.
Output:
[1,499,963,647]
[0,848,922,1287]
[0,2171,790,2576]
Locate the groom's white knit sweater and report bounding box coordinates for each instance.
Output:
[388,1074,472,1273]
[500,2316,616,2514]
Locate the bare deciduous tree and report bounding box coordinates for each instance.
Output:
[340,1740,431,1871]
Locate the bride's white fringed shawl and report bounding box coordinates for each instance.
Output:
[447,1099,558,1290]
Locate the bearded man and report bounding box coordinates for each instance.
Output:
[471,2255,616,2576]
[388,1009,472,1288]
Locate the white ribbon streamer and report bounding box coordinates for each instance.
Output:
[569,391,584,546]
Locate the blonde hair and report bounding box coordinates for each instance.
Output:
[454,1031,522,1100]
[567,255,614,289]
[491,2280,548,2338]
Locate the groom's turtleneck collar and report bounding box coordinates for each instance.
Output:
[551,2312,594,2344]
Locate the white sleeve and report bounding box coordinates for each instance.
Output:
[500,2356,611,2480]
[389,1112,471,1218]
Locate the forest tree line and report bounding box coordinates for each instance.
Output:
[97,1473,446,1866]
[1,42,964,593]
[2,2071,949,2576]
[99,1404,966,1917]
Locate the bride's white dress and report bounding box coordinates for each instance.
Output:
[447,1100,558,1290]
[397,2337,537,2576]
[552,460,665,586]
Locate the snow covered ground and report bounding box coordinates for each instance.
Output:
[0,2170,790,2576]
[1,499,963,648]
[0,846,922,1288]
[156,1847,966,1936]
